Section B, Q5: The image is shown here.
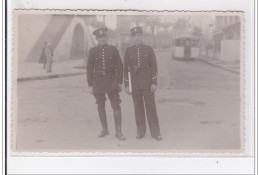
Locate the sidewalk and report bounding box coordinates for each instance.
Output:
[196,57,240,74]
[17,59,86,82]
[17,54,240,82]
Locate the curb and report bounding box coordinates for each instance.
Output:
[196,58,240,74]
[17,58,239,82]
[17,72,86,82]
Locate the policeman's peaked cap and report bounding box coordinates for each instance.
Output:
[93,27,108,37]
[130,27,143,36]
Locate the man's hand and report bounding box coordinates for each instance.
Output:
[119,84,122,92]
[88,86,94,95]
[151,84,157,93]
[125,86,131,95]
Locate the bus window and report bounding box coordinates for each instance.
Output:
[191,40,199,47]
[175,39,184,46]
[186,40,191,46]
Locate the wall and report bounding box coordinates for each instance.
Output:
[221,40,240,62]
[54,16,96,61]
[18,14,52,62]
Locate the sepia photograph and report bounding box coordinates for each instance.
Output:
[12,10,243,153]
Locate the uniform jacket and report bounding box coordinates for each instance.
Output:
[87,44,123,93]
[124,44,158,90]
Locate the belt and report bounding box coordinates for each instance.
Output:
[94,69,116,75]
[131,66,150,74]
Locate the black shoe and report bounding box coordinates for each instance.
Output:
[98,129,109,137]
[152,135,162,141]
[116,132,125,141]
[136,134,144,139]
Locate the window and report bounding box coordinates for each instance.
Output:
[175,39,185,46]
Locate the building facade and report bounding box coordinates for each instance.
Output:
[213,16,241,61]
[18,15,96,64]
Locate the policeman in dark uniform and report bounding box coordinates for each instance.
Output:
[124,26,162,140]
[87,27,125,141]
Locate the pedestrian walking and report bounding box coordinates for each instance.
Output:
[39,43,47,69]
[124,26,162,140]
[86,27,125,141]
[39,42,54,72]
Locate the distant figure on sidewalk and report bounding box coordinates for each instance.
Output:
[39,42,54,72]
[124,27,162,140]
[86,27,125,141]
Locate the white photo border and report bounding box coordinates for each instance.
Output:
[5,0,256,174]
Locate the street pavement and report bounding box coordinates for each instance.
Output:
[17,59,85,81]
[16,51,241,152]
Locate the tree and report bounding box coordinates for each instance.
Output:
[173,18,189,36]
[192,27,203,38]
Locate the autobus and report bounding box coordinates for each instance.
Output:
[171,35,200,60]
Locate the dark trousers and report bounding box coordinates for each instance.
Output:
[94,91,121,128]
[132,89,160,137]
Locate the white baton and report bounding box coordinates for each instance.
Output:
[128,71,132,93]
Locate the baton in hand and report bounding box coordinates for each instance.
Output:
[128,70,132,94]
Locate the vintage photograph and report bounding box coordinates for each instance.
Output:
[12,10,243,153]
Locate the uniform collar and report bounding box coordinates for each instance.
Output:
[98,44,107,49]
[134,44,143,49]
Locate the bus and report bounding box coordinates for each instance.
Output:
[171,35,200,60]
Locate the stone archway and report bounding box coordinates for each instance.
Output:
[71,23,85,59]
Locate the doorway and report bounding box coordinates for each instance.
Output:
[71,23,85,59]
